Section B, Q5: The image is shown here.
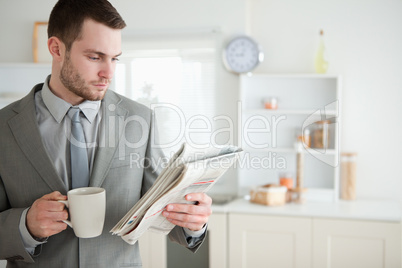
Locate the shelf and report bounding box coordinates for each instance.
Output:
[0,62,51,68]
[0,99,18,104]
[0,64,51,100]
[243,147,338,155]
[0,98,19,102]
[0,92,26,107]
[243,109,338,116]
[238,74,341,202]
[243,73,340,79]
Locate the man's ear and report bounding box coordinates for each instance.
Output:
[48,37,65,61]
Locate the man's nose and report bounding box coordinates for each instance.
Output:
[99,61,115,80]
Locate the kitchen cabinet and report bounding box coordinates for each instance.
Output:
[225,198,401,268]
[139,212,226,268]
[313,218,401,268]
[140,199,401,268]
[208,212,228,268]
[139,231,167,268]
[238,74,341,202]
[228,213,312,268]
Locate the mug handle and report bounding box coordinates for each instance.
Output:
[58,200,73,228]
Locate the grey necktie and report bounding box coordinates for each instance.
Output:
[68,107,90,189]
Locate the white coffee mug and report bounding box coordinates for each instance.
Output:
[58,187,106,238]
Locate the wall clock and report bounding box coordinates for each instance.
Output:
[223,35,264,74]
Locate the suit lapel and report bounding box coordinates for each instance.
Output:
[90,91,128,187]
[8,85,67,194]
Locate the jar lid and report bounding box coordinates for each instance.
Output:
[341,152,357,156]
[263,96,278,101]
[279,172,293,178]
[315,120,331,124]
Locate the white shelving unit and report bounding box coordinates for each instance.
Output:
[238,74,342,202]
[0,63,51,108]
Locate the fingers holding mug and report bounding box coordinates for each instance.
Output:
[26,191,69,238]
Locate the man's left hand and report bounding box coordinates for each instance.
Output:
[162,193,212,231]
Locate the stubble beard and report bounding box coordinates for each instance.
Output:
[60,53,107,102]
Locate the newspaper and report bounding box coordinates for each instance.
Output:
[110,143,242,245]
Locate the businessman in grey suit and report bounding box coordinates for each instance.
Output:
[0,0,211,267]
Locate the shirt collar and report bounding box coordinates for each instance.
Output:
[42,75,101,124]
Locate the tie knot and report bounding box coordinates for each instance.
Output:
[68,107,81,122]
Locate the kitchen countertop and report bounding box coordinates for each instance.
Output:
[211,197,401,222]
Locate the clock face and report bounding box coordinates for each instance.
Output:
[223,36,263,74]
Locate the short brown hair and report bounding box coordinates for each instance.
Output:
[48,0,126,51]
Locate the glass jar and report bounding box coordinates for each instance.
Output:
[279,172,293,203]
[296,128,311,148]
[313,120,330,149]
[279,172,293,189]
[340,152,357,200]
[263,97,278,110]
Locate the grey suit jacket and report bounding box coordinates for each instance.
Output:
[0,84,202,267]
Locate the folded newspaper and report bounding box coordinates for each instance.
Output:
[110,143,242,245]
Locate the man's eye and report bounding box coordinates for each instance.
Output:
[112,58,120,62]
[89,57,99,61]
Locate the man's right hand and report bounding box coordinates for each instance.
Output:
[26,191,69,239]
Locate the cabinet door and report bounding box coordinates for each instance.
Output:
[313,218,401,268]
[229,214,312,268]
[140,213,227,268]
[139,231,167,268]
[209,213,228,268]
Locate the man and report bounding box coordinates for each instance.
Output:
[0,0,211,267]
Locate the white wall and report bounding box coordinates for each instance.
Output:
[0,0,401,203]
[0,0,246,61]
[247,0,402,203]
